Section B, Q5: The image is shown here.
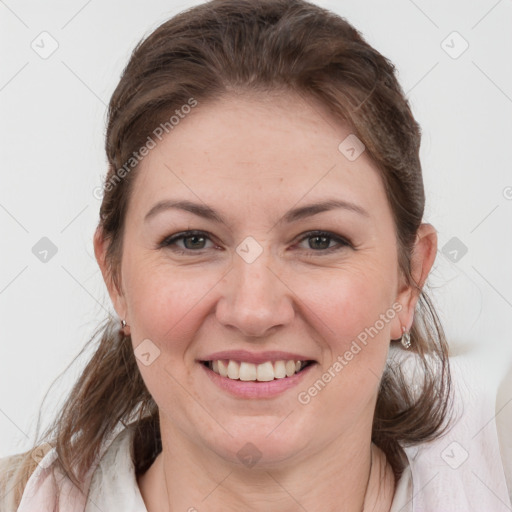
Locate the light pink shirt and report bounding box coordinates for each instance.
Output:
[2,349,511,511]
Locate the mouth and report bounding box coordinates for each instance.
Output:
[197,350,318,399]
[200,359,315,382]
[199,358,317,399]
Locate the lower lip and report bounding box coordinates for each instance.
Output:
[199,362,316,399]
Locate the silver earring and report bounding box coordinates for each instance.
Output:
[120,319,129,336]
[401,325,411,349]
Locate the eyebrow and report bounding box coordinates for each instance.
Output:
[144,198,370,225]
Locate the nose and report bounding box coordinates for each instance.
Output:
[215,246,295,338]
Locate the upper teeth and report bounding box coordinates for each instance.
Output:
[209,360,307,381]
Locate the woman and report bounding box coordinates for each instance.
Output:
[1,0,510,510]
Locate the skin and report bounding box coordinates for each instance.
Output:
[94,91,437,512]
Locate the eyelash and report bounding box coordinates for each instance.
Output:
[158,230,352,256]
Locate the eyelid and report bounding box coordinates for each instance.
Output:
[294,230,352,250]
[159,229,352,254]
[159,230,218,250]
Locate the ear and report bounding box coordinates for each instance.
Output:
[93,226,128,321]
[390,223,438,340]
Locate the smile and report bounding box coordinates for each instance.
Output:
[202,359,314,381]
[199,359,317,399]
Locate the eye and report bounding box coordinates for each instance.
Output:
[294,230,352,254]
[159,229,352,256]
[159,230,217,254]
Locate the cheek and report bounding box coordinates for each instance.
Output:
[288,263,396,432]
[298,261,395,352]
[123,263,218,411]
[124,261,219,350]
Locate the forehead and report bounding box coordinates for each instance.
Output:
[129,92,391,224]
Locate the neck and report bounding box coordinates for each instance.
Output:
[137,418,395,512]
[363,444,396,510]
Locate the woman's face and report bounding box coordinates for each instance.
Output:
[96,92,435,468]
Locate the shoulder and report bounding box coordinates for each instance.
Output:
[85,425,148,509]
[0,443,53,512]
[496,354,512,501]
[0,424,132,512]
[400,348,512,510]
[0,451,26,512]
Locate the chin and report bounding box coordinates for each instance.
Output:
[201,419,311,468]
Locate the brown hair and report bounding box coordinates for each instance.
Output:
[4,0,453,506]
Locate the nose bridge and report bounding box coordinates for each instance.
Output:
[236,245,275,301]
[216,238,293,336]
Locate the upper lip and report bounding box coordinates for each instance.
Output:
[199,350,316,365]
